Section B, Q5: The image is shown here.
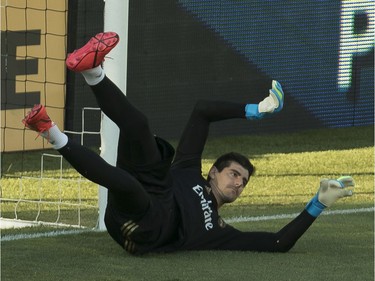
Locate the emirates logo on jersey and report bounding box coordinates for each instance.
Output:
[192,184,214,231]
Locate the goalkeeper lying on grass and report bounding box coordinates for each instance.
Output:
[23,32,355,255]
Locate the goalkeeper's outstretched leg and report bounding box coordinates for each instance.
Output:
[66,32,164,168]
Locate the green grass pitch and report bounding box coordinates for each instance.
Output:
[1,126,374,281]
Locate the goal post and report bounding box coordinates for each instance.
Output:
[98,0,130,230]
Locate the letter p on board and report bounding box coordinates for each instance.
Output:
[338,0,374,92]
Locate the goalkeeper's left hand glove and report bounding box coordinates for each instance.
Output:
[245,80,284,120]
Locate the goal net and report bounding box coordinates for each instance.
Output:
[1,107,101,229]
[1,0,129,230]
[0,0,112,230]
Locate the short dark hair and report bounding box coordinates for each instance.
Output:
[207,152,255,182]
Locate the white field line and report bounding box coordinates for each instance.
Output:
[1,207,373,242]
[225,207,374,223]
[1,229,98,242]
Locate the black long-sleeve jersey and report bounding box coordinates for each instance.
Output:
[103,100,315,255]
[105,153,310,255]
[105,154,314,255]
[167,162,250,252]
[105,157,266,255]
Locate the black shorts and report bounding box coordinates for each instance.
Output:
[118,136,175,194]
[104,137,180,254]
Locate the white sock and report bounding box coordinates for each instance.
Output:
[81,66,105,86]
[41,124,68,150]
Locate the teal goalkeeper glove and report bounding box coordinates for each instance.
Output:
[305,176,355,217]
[245,80,284,120]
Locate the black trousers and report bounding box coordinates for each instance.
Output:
[59,76,163,217]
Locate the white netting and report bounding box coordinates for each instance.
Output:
[1,108,101,229]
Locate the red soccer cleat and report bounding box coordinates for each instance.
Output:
[66,32,119,72]
[22,104,53,134]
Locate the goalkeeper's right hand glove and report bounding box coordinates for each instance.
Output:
[305,176,355,217]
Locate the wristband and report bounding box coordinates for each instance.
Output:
[305,194,326,218]
[245,104,264,120]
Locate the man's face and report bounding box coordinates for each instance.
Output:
[209,161,249,205]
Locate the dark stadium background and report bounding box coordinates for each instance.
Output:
[66,0,374,145]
